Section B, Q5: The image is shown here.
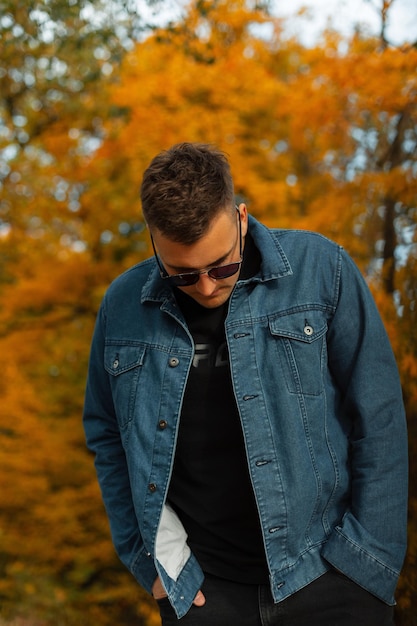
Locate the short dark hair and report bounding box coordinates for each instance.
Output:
[140,142,235,244]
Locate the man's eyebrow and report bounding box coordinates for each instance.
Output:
[167,247,233,273]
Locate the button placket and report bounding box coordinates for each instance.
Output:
[230,323,289,575]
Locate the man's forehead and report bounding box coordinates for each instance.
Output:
[153,211,237,270]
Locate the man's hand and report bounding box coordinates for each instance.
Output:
[192,589,206,606]
[152,576,167,600]
[152,576,206,606]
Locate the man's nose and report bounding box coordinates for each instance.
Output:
[195,272,218,295]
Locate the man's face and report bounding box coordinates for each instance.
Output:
[151,204,248,309]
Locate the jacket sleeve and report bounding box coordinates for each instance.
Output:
[321,248,408,604]
[83,301,158,593]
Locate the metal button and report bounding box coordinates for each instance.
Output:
[158,420,168,429]
[269,526,281,533]
[304,325,313,336]
[169,357,179,367]
[148,483,157,492]
[113,359,119,369]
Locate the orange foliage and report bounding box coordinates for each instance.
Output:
[1,0,416,623]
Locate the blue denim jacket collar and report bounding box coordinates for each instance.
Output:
[141,215,293,305]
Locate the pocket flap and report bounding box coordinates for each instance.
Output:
[104,344,146,376]
[269,311,327,343]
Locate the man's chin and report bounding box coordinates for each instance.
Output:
[191,291,230,309]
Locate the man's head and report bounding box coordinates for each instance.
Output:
[141,143,248,308]
[140,142,235,244]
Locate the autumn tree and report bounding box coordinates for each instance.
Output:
[0,1,169,624]
[1,0,416,623]
[0,0,157,282]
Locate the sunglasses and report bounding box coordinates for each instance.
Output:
[150,207,242,287]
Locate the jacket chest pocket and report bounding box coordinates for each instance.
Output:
[269,311,328,396]
[104,343,146,428]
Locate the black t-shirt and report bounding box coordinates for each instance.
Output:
[167,235,269,583]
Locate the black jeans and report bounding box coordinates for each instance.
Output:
[157,570,395,625]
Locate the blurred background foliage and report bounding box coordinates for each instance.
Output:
[0,0,416,624]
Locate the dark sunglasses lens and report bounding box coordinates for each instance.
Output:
[208,262,241,279]
[168,261,241,286]
[169,273,200,287]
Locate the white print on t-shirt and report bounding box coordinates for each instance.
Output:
[193,342,228,368]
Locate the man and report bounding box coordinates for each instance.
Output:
[83,142,408,625]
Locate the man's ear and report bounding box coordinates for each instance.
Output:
[238,203,248,237]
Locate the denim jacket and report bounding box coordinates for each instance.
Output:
[83,215,408,619]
